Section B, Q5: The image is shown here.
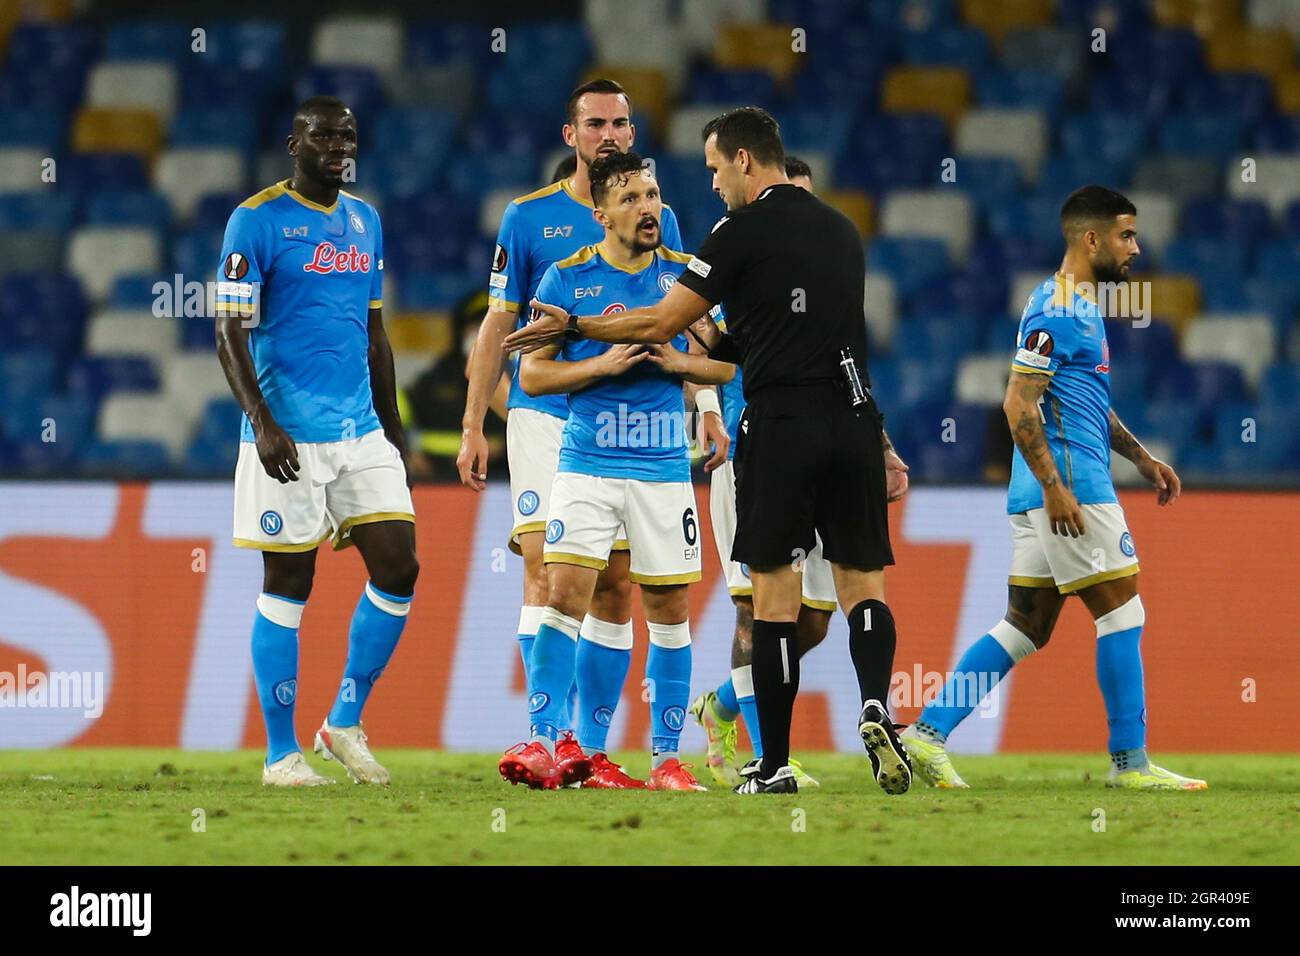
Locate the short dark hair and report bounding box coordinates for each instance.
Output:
[1060,185,1136,240]
[566,78,631,124]
[588,150,650,208]
[551,154,577,183]
[702,106,784,168]
[294,95,351,128]
[784,155,812,181]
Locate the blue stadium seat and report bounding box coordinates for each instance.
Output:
[841,114,948,190]
[1253,115,1300,152]
[65,356,160,401]
[383,194,477,273]
[1243,277,1300,336]
[1,394,95,450]
[1179,198,1272,243]
[0,23,97,109]
[192,193,244,232]
[792,63,881,109]
[1088,70,1178,119]
[0,276,85,357]
[182,437,238,477]
[399,272,481,310]
[1283,201,1300,240]
[1140,399,1206,449]
[1188,362,1248,406]
[180,63,282,117]
[780,109,854,166]
[441,153,538,202]
[687,67,777,105]
[1057,0,1152,32]
[61,154,151,195]
[912,271,1008,322]
[914,404,989,481]
[902,28,988,71]
[867,0,952,31]
[0,194,77,232]
[202,20,287,72]
[170,230,223,280]
[294,67,386,124]
[1259,363,1300,407]
[459,114,549,165]
[0,349,59,407]
[1116,29,1203,84]
[104,20,190,62]
[1035,157,1131,203]
[1180,73,1273,126]
[180,317,218,351]
[1059,112,1148,167]
[1254,240,1300,280]
[83,190,173,230]
[895,313,983,365]
[79,440,173,477]
[978,69,1064,118]
[985,193,1063,245]
[1161,237,1250,285]
[111,275,167,310]
[407,21,498,69]
[867,237,950,300]
[1158,113,1245,164]
[485,63,583,117]
[1104,319,1176,363]
[1198,276,1248,313]
[0,110,66,150]
[950,156,1020,211]
[1107,363,1150,408]
[170,110,258,150]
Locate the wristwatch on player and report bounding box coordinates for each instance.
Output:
[565,313,582,340]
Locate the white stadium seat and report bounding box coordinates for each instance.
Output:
[0,148,49,190]
[879,190,975,264]
[1009,271,1051,319]
[680,0,765,55]
[955,353,1011,406]
[956,109,1048,179]
[481,187,524,238]
[161,352,238,428]
[863,274,898,352]
[155,148,246,221]
[1182,314,1278,389]
[98,393,191,459]
[312,15,404,70]
[86,309,179,363]
[1248,0,1300,31]
[392,352,430,391]
[1225,155,1300,217]
[85,61,178,120]
[668,104,731,155]
[1124,191,1178,259]
[66,227,162,303]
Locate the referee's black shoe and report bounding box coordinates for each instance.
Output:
[858,700,913,795]
[734,764,798,795]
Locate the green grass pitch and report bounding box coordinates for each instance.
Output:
[2,750,1296,865]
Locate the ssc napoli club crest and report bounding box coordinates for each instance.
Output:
[349,211,365,234]
[273,679,297,706]
[368,667,385,686]
[662,706,686,732]
[545,519,565,544]
[1119,531,1136,557]
[1024,330,1054,356]
[260,510,283,535]
[223,252,249,280]
[740,563,751,579]
[593,706,614,728]
[528,692,549,714]
[658,272,677,294]
[517,490,540,516]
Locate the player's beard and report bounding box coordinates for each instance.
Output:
[629,217,660,254]
[1093,250,1129,284]
[580,142,621,170]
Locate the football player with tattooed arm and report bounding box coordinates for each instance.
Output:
[900,186,1206,792]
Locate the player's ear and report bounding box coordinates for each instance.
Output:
[627,122,636,147]
[562,124,577,149]
[286,134,298,157]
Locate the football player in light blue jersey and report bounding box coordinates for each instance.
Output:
[902,186,1206,791]
[216,97,418,788]
[456,79,727,787]
[498,151,735,791]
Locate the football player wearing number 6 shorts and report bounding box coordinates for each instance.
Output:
[499,150,736,791]
[901,187,1206,792]
[216,97,418,787]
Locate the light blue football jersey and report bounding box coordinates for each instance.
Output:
[712,308,743,461]
[1007,272,1117,514]
[488,178,682,420]
[216,180,383,444]
[534,244,695,482]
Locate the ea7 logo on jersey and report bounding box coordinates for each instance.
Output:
[543,225,574,239]
[223,253,250,280]
[574,285,604,299]
[281,226,308,238]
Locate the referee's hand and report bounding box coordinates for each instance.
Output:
[884,448,909,502]
[503,300,569,353]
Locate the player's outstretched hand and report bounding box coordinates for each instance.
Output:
[1139,456,1181,506]
[884,448,910,502]
[644,342,690,375]
[697,410,730,473]
[599,344,650,376]
[456,427,489,492]
[1044,484,1085,537]
[254,419,300,483]
[503,300,569,354]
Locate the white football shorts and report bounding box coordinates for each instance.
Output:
[1008,502,1139,594]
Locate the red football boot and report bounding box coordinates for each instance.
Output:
[583,753,647,789]
[554,731,594,787]
[648,758,707,791]
[498,742,560,790]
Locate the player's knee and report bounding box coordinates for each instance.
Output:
[375,553,419,597]
[796,608,831,655]
[264,566,314,602]
[1006,610,1052,649]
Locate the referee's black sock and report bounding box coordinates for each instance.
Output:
[752,619,800,778]
[848,599,897,710]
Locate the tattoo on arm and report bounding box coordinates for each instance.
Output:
[1006,373,1061,490]
[1108,409,1149,464]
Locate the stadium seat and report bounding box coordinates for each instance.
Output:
[98,392,189,459]
[1206,27,1293,76]
[1182,314,1277,388]
[0,272,86,347]
[85,61,177,120]
[1007,271,1051,319]
[903,27,989,71]
[160,352,234,428]
[71,108,164,159]
[1161,237,1250,287]
[714,23,801,82]
[955,109,1047,177]
[1121,192,1178,260]
[154,148,247,221]
[85,309,179,362]
[66,227,163,303]
[1154,0,1242,37]
[977,68,1064,117]
[681,0,765,55]
[60,153,150,195]
[951,156,1021,211]
[110,275,167,310]
[83,190,172,230]
[312,15,404,70]
[79,439,173,478]
[0,109,66,151]
[384,63,477,116]
[863,275,899,353]
[867,237,951,300]
[1158,112,1245,164]
[1059,112,1149,168]
[0,233,62,279]
[999,27,1084,81]
[684,66,776,107]
[667,105,732,155]
[881,67,972,126]
[1131,157,1220,203]
[169,110,258,151]
[293,67,386,126]
[66,355,160,401]
[103,20,189,61]
[0,348,58,408]
[879,190,974,263]
[1144,274,1204,331]
[1,393,95,451]
[963,0,1054,42]
[0,193,76,232]
[0,147,50,190]
[1225,155,1300,215]
[986,193,1062,246]
[821,190,874,240]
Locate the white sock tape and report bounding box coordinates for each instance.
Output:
[989,619,1037,662]
[648,620,691,649]
[257,593,305,629]
[365,582,411,617]
[581,615,633,650]
[1096,594,1145,638]
[731,665,754,698]
[539,606,581,640]
[518,605,544,636]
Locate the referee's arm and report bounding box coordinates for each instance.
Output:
[510,281,712,350]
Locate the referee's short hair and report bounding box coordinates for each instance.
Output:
[702,106,785,168]
[1060,185,1136,240]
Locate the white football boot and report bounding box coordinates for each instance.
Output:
[314,722,391,785]
[262,752,335,787]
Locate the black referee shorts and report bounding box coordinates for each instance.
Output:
[732,388,894,572]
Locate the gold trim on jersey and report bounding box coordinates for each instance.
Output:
[332,512,415,550]
[1011,362,1055,377]
[513,180,566,206]
[489,296,520,313]
[554,245,600,270]
[628,570,702,585]
[543,551,609,571]
[659,248,693,263]
[1058,563,1139,594]
[238,179,342,214]
[556,244,693,276]
[233,532,331,553]
[801,597,838,612]
[1008,574,1058,589]
[559,177,594,209]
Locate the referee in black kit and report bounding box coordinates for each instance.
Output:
[506,107,912,796]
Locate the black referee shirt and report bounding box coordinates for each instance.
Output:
[676,183,869,406]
